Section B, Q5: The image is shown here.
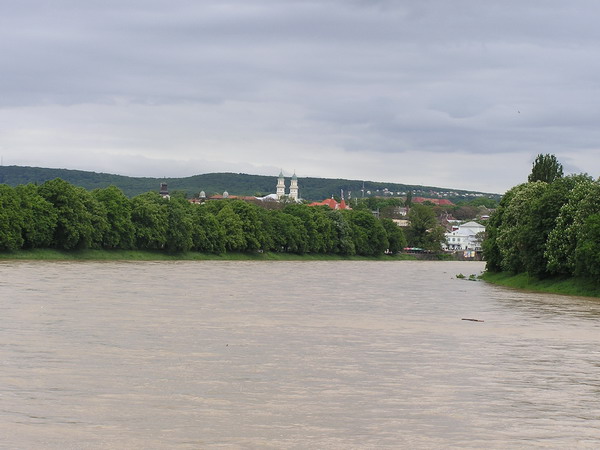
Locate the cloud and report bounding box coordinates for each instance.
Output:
[1,0,599,193]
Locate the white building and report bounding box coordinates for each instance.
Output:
[275,170,300,201]
[276,170,286,199]
[443,221,485,251]
[289,172,299,201]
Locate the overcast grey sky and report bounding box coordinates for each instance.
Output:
[1,0,599,193]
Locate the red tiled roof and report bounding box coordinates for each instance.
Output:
[308,198,351,210]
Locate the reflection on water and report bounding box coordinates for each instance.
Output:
[1,260,600,448]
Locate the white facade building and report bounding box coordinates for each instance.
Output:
[276,171,286,199]
[289,172,299,201]
[443,221,485,251]
[276,170,300,201]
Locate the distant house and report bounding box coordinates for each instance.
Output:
[159,182,170,199]
[392,219,410,227]
[439,213,461,231]
[413,197,454,206]
[308,197,351,210]
[443,221,485,252]
[207,192,258,201]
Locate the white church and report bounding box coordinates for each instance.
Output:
[276,170,299,201]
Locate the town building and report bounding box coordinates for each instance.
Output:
[289,172,299,201]
[276,171,286,199]
[412,197,454,206]
[194,170,300,204]
[308,197,351,210]
[159,182,170,199]
[443,221,486,252]
[276,170,300,201]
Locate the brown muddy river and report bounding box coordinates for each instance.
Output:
[1,260,600,448]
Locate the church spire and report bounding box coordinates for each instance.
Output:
[276,170,286,199]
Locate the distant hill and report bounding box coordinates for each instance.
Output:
[0,165,500,202]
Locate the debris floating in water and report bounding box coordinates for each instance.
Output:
[461,318,484,322]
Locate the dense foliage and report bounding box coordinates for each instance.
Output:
[528,153,564,183]
[0,179,409,256]
[483,173,600,283]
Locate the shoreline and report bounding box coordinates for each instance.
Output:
[481,271,600,298]
[0,249,431,262]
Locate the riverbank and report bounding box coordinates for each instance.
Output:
[0,249,427,262]
[481,271,600,298]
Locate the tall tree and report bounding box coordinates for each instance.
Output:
[327,210,355,255]
[528,153,564,183]
[346,210,389,256]
[15,184,57,249]
[190,206,226,254]
[93,186,135,249]
[216,203,246,252]
[131,192,168,250]
[545,176,596,275]
[0,185,24,250]
[483,186,519,272]
[38,178,95,250]
[381,218,407,254]
[406,204,445,251]
[165,197,193,252]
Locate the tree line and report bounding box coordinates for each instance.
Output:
[0,178,414,256]
[483,154,600,282]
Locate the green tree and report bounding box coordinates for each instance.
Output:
[327,210,355,255]
[85,190,109,249]
[574,213,600,281]
[0,185,24,250]
[93,186,135,249]
[521,176,583,277]
[545,176,597,275]
[494,182,548,274]
[406,204,445,251]
[346,210,389,256]
[269,210,309,253]
[165,197,193,252]
[216,203,246,251]
[483,188,518,272]
[229,200,267,251]
[190,206,226,254]
[15,184,57,248]
[284,204,335,253]
[38,179,95,250]
[131,192,168,250]
[381,218,407,253]
[528,153,563,183]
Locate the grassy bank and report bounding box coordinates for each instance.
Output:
[0,248,423,262]
[481,271,600,298]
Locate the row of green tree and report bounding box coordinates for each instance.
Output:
[484,155,600,282]
[0,178,422,256]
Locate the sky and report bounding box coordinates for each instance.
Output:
[2,0,600,194]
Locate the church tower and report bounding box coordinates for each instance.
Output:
[289,171,299,201]
[276,170,286,199]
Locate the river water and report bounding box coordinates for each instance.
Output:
[1,260,600,449]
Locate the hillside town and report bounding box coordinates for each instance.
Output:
[160,170,491,259]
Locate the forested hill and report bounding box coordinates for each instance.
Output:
[0,165,499,202]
